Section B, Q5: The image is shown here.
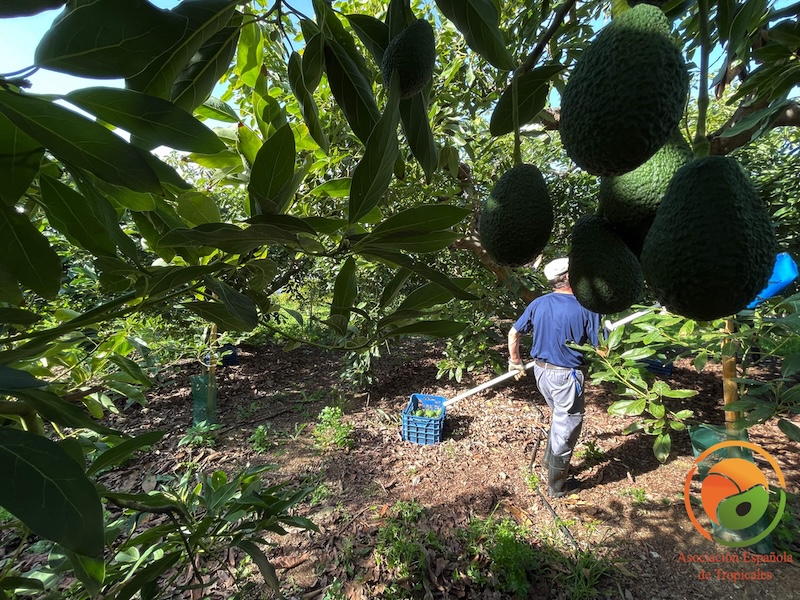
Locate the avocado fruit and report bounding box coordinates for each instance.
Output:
[381,19,436,100]
[478,164,553,267]
[640,156,778,320]
[597,130,693,255]
[559,4,690,176]
[568,214,645,313]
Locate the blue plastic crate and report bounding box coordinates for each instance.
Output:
[638,357,674,376]
[402,394,446,445]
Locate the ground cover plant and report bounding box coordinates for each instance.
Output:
[0,0,799,597]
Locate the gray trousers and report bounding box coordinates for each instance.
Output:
[533,364,585,461]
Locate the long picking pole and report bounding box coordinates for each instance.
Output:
[443,361,537,407]
[722,318,739,433]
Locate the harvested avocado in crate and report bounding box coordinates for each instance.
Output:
[402,394,446,445]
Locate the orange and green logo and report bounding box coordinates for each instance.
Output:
[684,440,787,547]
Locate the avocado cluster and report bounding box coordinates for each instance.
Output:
[568,214,644,314]
[640,156,777,321]
[597,129,693,255]
[478,164,553,267]
[559,4,689,176]
[381,19,436,100]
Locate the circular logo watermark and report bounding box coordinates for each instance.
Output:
[684,440,787,547]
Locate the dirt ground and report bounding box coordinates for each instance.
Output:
[60,339,800,599]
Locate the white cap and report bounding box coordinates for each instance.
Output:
[544,257,569,281]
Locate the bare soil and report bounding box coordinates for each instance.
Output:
[14,338,800,600]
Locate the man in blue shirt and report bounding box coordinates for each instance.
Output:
[508,257,601,498]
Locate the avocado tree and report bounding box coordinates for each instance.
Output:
[0,0,798,595]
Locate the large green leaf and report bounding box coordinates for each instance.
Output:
[236,541,283,598]
[653,432,671,463]
[288,52,329,153]
[384,320,468,338]
[490,64,565,136]
[330,257,357,334]
[0,113,44,206]
[183,300,257,332]
[349,76,401,222]
[159,223,299,254]
[34,0,188,78]
[309,178,351,198]
[778,418,800,442]
[313,0,371,78]
[65,550,105,597]
[139,265,218,298]
[0,428,104,558]
[0,91,161,193]
[127,0,238,101]
[0,0,64,17]
[397,278,472,311]
[434,0,515,71]
[206,278,259,331]
[39,175,117,257]
[322,38,381,144]
[0,308,41,326]
[195,97,239,122]
[368,205,470,238]
[0,203,61,299]
[13,389,120,436]
[235,10,264,88]
[248,124,297,215]
[171,10,242,112]
[112,552,181,600]
[0,366,47,391]
[302,33,325,93]
[87,431,166,477]
[608,399,647,416]
[386,0,415,40]
[360,231,459,253]
[347,14,390,64]
[379,268,412,309]
[175,191,222,226]
[399,92,438,181]
[65,87,225,154]
[362,249,478,301]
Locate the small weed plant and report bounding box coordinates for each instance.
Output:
[313,406,354,451]
[575,440,605,462]
[375,500,436,581]
[248,424,275,454]
[177,420,221,448]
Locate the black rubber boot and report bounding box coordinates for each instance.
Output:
[547,452,571,498]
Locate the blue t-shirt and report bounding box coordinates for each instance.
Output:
[513,292,601,368]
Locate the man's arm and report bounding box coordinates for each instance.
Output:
[508,327,526,378]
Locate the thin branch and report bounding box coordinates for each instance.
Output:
[517,0,578,77]
[694,0,711,157]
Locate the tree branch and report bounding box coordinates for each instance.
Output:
[517,0,578,77]
[709,101,800,155]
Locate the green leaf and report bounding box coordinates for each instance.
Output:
[0,366,47,391]
[175,191,221,226]
[113,553,182,600]
[0,203,61,299]
[183,301,257,332]
[0,91,160,193]
[384,320,468,338]
[348,75,401,222]
[622,422,644,435]
[620,347,657,361]
[39,175,117,257]
[87,431,166,476]
[386,0,415,40]
[0,1,63,18]
[490,64,564,136]
[302,33,325,93]
[235,11,264,87]
[330,257,357,334]
[13,389,119,436]
[34,0,188,78]
[236,540,284,599]
[309,178,351,198]
[434,0,515,70]
[159,223,298,254]
[127,0,238,101]
[322,38,381,144]
[780,353,800,378]
[246,214,317,235]
[399,92,438,181]
[360,230,459,253]
[693,352,708,372]
[369,205,471,238]
[673,409,693,420]
[195,96,239,122]
[248,124,297,215]
[661,388,698,399]
[0,576,45,591]
[363,249,478,301]
[237,122,262,168]
[171,10,242,113]
[379,268,412,309]
[65,87,225,154]
[346,14,390,63]
[649,400,666,419]
[288,52,329,153]
[65,550,105,596]
[606,325,624,351]
[0,428,104,558]
[653,432,671,463]
[0,113,43,206]
[0,308,41,326]
[397,278,472,311]
[608,399,646,416]
[206,278,259,331]
[778,418,800,442]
